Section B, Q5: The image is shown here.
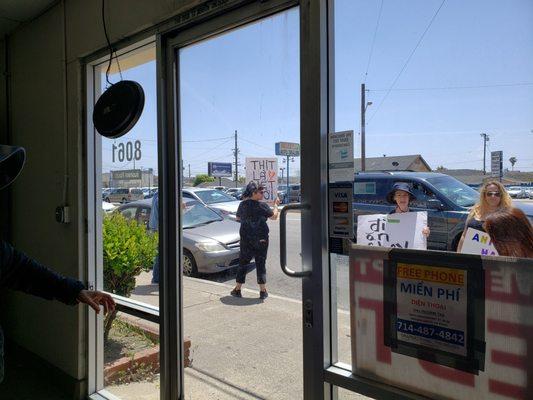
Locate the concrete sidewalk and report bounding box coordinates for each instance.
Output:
[108,273,369,399]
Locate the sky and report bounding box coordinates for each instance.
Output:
[100,0,533,178]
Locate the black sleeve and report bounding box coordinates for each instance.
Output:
[0,241,84,305]
[260,202,274,218]
[236,201,244,219]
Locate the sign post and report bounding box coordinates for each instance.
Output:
[208,162,232,186]
[490,151,503,182]
[275,142,300,192]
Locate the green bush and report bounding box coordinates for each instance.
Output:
[103,213,158,339]
[193,174,215,186]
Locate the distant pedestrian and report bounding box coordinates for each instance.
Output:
[231,182,280,300]
[149,191,159,284]
[457,181,512,252]
[483,208,533,258]
[386,182,430,237]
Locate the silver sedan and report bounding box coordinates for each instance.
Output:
[116,198,244,277]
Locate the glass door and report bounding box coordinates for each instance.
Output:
[161,1,313,398]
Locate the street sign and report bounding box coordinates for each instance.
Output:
[208,162,232,177]
[111,169,142,180]
[490,151,502,179]
[275,142,300,157]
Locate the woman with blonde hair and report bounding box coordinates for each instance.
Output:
[457,180,512,252]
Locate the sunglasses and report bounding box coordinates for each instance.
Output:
[485,191,501,197]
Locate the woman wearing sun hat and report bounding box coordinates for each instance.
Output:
[386,182,430,237]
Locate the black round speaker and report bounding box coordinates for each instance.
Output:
[93,80,145,139]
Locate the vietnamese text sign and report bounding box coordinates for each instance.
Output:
[460,228,498,256]
[395,263,468,357]
[348,247,532,399]
[357,212,427,250]
[329,183,354,239]
[208,162,232,177]
[329,130,354,182]
[275,142,300,157]
[111,169,142,180]
[245,157,278,204]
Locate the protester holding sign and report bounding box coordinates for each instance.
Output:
[457,181,512,253]
[386,183,430,237]
[483,208,533,258]
[231,182,280,300]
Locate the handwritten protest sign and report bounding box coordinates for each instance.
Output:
[356,212,427,250]
[245,157,278,204]
[460,228,498,256]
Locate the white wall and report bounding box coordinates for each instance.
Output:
[1,0,202,383]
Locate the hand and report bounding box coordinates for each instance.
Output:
[77,290,116,315]
[422,226,431,237]
[274,197,281,206]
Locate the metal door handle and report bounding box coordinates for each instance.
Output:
[280,203,312,278]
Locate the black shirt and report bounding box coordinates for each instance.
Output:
[237,199,274,241]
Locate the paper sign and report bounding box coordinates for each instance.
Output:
[395,263,468,356]
[329,130,354,182]
[460,228,498,256]
[356,212,427,250]
[245,157,278,204]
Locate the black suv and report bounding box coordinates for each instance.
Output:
[353,171,517,251]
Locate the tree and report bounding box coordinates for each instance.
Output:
[102,214,158,340]
[509,157,517,171]
[436,165,446,171]
[238,176,246,184]
[193,174,215,186]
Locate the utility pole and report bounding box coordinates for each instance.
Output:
[361,83,366,171]
[480,133,490,174]
[286,155,290,189]
[233,130,239,187]
[188,164,191,179]
[280,167,285,182]
[360,84,372,172]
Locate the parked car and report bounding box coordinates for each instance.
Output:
[287,183,301,202]
[225,187,241,195]
[102,187,113,199]
[277,184,288,204]
[104,187,144,203]
[182,187,241,220]
[116,198,242,276]
[213,186,227,191]
[352,171,533,251]
[102,201,117,213]
[506,186,530,199]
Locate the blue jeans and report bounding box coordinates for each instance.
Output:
[152,255,159,284]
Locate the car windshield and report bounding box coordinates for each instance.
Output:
[183,201,223,228]
[194,189,235,204]
[426,176,480,207]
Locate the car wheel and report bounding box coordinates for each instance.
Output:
[121,197,127,204]
[104,197,110,203]
[182,250,198,277]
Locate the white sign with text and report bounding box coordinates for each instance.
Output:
[245,157,278,204]
[460,228,498,256]
[357,212,428,250]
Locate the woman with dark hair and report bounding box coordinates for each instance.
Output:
[231,181,280,300]
[483,208,533,258]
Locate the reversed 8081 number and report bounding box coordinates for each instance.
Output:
[397,320,465,346]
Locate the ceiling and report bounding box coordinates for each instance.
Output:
[0,0,57,38]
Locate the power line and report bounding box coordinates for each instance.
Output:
[368,82,533,92]
[363,0,384,82]
[239,137,272,151]
[368,0,447,123]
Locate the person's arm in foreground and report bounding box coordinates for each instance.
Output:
[1,241,114,314]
